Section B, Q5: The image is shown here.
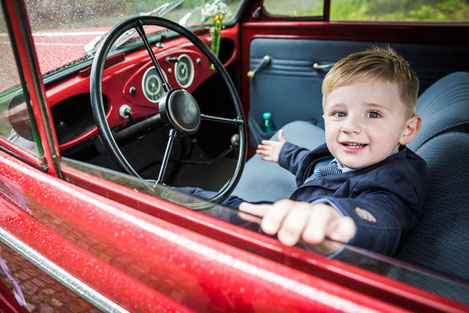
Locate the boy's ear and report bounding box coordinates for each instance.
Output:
[399,115,422,146]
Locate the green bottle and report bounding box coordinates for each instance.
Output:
[260,112,276,133]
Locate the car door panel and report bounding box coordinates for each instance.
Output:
[3,149,405,313]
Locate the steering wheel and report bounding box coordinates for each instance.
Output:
[90,16,247,205]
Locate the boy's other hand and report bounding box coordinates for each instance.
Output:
[256,129,286,163]
[239,200,356,254]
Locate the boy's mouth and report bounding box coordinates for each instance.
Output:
[340,142,368,149]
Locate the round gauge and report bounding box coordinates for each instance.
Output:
[175,54,194,88]
[142,67,165,103]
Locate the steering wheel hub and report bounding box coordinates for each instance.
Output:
[160,88,201,135]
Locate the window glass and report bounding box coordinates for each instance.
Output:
[60,156,469,306]
[24,0,245,77]
[330,0,469,22]
[263,0,324,17]
[0,5,42,157]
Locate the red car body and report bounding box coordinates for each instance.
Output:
[0,0,468,312]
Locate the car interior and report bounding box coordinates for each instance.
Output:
[7,0,469,304]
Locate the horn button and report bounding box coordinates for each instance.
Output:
[160,89,201,134]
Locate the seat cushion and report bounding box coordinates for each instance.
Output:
[232,121,325,202]
[409,72,469,150]
[397,132,469,282]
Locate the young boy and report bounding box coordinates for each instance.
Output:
[240,46,426,256]
[182,47,426,256]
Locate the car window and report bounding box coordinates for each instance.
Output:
[262,0,324,17]
[330,0,469,22]
[60,156,469,306]
[0,5,42,158]
[24,0,245,77]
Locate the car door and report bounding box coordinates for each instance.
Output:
[240,0,469,148]
[2,0,469,312]
[2,2,401,312]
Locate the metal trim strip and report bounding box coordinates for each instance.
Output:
[0,227,129,313]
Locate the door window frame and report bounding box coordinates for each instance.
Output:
[1,0,61,176]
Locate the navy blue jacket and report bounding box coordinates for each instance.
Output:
[179,142,426,255]
[279,142,427,255]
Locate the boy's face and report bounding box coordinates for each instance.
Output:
[323,79,420,169]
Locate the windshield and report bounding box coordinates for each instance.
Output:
[25,0,243,77]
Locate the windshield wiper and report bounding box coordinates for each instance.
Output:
[84,0,185,55]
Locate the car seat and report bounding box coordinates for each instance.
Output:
[232,120,324,202]
[396,72,469,282]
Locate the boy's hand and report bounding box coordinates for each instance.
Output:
[256,129,286,163]
[239,200,356,254]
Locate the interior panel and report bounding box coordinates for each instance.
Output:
[246,37,469,147]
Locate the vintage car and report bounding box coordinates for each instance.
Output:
[0,0,469,311]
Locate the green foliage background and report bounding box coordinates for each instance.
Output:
[331,0,469,22]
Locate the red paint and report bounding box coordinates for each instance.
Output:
[60,159,469,313]
[0,150,413,312]
[0,278,28,313]
[4,0,60,175]
[1,0,469,311]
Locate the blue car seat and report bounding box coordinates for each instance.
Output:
[396,72,469,282]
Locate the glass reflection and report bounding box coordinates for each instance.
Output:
[60,156,469,306]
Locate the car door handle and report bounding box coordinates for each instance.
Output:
[312,62,335,70]
[248,55,272,79]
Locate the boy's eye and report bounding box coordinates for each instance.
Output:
[367,111,381,118]
[334,112,346,118]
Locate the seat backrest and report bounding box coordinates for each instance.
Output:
[408,72,469,150]
[396,132,469,282]
[398,72,469,282]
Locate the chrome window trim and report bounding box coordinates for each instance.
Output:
[0,227,129,313]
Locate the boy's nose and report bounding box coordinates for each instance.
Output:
[341,116,361,134]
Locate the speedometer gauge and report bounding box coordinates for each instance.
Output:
[175,54,194,88]
[142,67,165,103]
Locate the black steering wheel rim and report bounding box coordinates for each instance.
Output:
[90,16,247,205]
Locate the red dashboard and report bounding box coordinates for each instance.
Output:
[45,26,239,151]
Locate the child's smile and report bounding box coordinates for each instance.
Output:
[340,141,368,152]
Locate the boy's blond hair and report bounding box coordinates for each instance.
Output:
[322,46,419,119]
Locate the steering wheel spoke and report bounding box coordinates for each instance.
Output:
[155,128,177,185]
[134,19,172,93]
[201,114,245,126]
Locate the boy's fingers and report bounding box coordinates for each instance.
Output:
[260,140,274,146]
[276,201,311,246]
[301,204,338,244]
[327,216,356,242]
[239,202,270,217]
[278,129,286,142]
[302,205,356,245]
[261,199,297,237]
